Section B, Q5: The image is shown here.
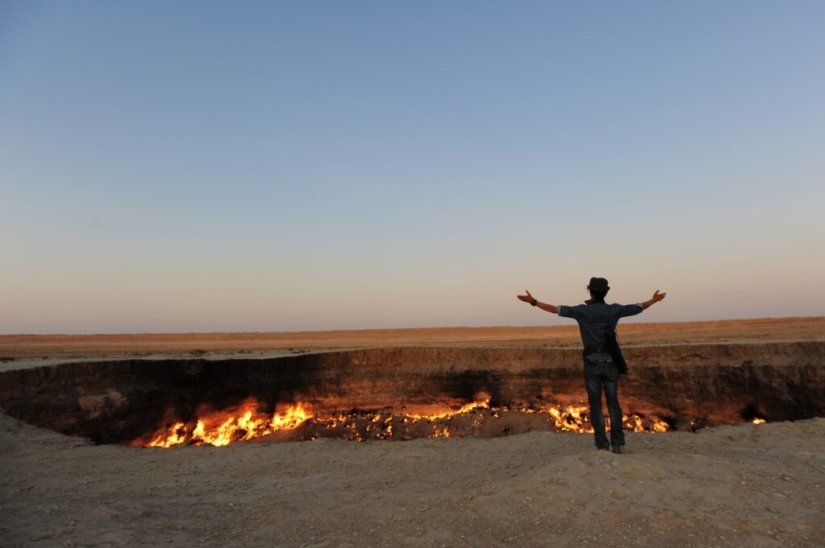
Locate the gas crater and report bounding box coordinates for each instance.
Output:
[0,343,822,447]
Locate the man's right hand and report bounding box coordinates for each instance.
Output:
[642,290,667,309]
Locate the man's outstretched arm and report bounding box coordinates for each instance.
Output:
[640,290,667,310]
[517,290,558,314]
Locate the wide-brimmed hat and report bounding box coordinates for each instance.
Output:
[588,277,610,292]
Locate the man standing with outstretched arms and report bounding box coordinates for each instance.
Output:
[518,277,666,453]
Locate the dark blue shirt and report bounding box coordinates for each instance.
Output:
[557,299,644,348]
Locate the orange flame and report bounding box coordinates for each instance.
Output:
[140,399,672,448]
[548,405,591,432]
[145,401,311,448]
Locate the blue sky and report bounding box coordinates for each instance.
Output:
[1,2,824,334]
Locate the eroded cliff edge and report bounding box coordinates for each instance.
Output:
[0,342,822,444]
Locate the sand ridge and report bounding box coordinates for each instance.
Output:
[2,316,823,359]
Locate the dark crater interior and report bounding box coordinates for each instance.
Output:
[0,343,822,445]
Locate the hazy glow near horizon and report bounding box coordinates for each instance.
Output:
[2,2,824,334]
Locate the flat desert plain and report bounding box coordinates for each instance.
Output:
[1,317,824,548]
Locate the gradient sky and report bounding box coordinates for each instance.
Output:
[2,2,824,334]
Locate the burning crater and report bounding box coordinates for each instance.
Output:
[0,344,822,447]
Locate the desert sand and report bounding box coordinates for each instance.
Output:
[1,317,824,547]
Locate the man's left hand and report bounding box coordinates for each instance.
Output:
[517,290,534,303]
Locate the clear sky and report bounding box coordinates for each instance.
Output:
[1,2,824,334]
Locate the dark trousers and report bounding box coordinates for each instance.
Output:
[584,360,625,449]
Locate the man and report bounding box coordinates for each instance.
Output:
[517,277,666,454]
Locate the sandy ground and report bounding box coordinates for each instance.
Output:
[1,317,824,547]
[2,317,824,371]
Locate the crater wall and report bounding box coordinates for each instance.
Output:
[0,342,822,444]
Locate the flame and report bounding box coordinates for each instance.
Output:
[752,418,766,424]
[140,399,672,448]
[145,401,311,448]
[407,400,490,421]
[623,413,670,433]
[548,405,591,432]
